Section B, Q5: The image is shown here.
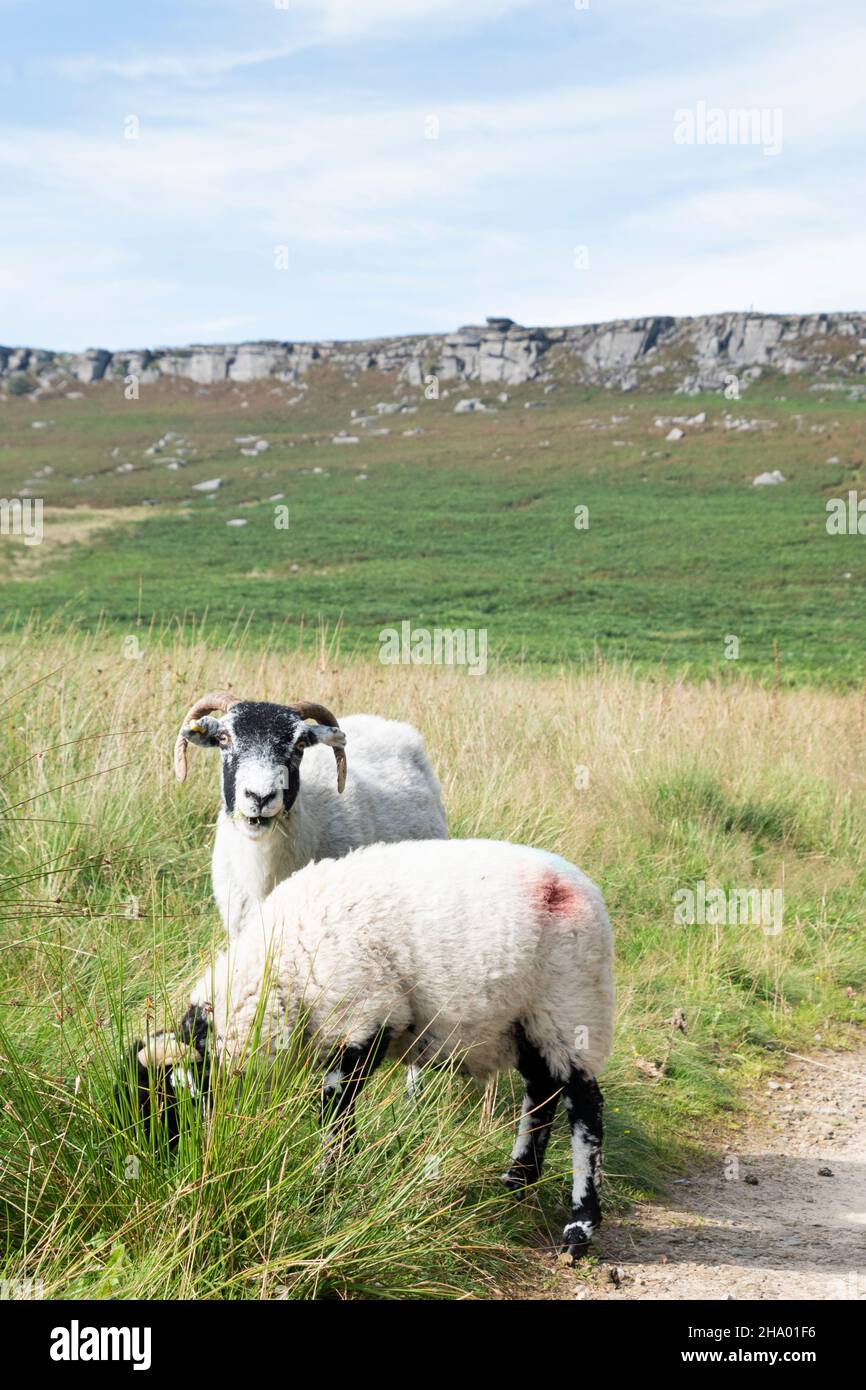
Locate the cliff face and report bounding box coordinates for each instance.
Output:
[2,311,865,396]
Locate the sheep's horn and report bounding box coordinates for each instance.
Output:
[287,701,347,794]
[174,690,239,782]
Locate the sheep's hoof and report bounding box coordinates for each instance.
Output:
[561,1218,597,1260]
[560,1238,591,1262]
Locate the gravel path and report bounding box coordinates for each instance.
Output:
[528,1047,866,1301]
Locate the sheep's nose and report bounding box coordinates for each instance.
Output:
[244,790,276,811]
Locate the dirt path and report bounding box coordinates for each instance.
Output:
[529,1047,866,1301]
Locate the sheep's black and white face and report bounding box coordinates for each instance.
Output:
[181,701,341,840]
[115,1005,212,1146]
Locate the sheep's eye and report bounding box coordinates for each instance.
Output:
[217,732,231,748]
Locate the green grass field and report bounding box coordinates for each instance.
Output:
[0,641,863,1298]
[2,366,864,684]
[0,367,864,1299]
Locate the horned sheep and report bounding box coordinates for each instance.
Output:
[173,691,448,939]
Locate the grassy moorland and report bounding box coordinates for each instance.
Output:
[0,635,863,1298]
[1,367,864,684]
[0,362,863,1297]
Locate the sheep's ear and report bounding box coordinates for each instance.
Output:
[295,724,347,794]
[181,715,223,749]
[296,723,347,751]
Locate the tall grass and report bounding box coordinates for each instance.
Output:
[0,625,864,1298]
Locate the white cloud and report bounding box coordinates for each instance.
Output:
[623,188,841,242]
[294,0,537,38]
[50,43,311,82]
[10,21,866,244]
[5,6,866,344]
[49,0,539,83]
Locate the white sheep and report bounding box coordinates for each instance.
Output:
[173,691,448,939]
[159,837,616,1252]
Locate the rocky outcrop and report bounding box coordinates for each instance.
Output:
[423,319,552,386]
[2,311,865,397]
[671,312,866,394]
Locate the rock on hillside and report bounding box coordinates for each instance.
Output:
[3,311,866,397]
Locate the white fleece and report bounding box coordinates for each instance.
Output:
[191,838,615,1083]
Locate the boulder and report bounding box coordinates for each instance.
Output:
[229,344,291,382]
[72,349,111,383]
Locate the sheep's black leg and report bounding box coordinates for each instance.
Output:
[114,1004,212,1151]
[562,1068,604,1254]
[501,1026,562,1192]
[320,1029,391,1156]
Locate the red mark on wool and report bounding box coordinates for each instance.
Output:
[535,872,580,919]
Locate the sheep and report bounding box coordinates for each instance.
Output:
[173,690,448,940]
[136,838,615,1253]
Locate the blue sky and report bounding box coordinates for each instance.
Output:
[1,0,865,349]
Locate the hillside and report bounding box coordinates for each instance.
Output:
[4,310,866,397]
[1,319,864,684]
